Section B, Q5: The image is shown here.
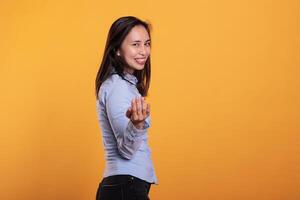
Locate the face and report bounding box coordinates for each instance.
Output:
[117,25,151,74]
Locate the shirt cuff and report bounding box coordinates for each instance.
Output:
[127,120,149,138]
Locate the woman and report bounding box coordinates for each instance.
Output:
[95,16,158,200]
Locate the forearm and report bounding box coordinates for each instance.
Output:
[132,121,145,130]
[117,120,148,159]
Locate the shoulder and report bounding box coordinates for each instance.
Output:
[101,74,130,93]
[98,74,132,102]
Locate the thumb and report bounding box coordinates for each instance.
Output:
[126,107,132,118]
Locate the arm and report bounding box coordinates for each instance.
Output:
[105,84,150,160]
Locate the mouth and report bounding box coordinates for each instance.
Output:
[135,58,147,65]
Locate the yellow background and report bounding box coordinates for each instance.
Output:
[1,0,299,199]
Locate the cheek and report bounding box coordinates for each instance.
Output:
[123,47,137,59]
[146,47,151,55]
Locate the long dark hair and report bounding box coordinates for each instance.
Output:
[95,16,152,100]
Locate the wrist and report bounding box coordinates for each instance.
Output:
[132,121,144,130]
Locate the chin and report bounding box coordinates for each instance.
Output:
[133,65,145,71]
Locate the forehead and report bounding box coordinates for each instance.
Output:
[124,25,150,42]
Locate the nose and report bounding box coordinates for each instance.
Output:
[139,44,147,55]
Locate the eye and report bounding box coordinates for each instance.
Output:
[145,42,151,47]
[132,43,139,46]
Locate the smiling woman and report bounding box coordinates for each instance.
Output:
[94,16,158,200]
[116,25,151,74]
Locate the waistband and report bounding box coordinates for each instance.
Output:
[101,174,151,186]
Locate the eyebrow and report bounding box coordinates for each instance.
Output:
[132,39,151,43]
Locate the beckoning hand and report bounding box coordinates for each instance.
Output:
[126,96,150,129]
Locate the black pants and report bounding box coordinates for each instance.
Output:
[96,175,151,200]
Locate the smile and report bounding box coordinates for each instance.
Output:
[135,58,147,65]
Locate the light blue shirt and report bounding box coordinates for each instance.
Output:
[96,69,158,185]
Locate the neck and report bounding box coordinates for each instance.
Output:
[124,67,135,75]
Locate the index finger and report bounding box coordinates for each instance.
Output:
[131,97,136,112]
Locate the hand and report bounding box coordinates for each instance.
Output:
[126,96,150,129]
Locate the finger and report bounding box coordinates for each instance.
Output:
[142,98,147,116]
[136,97,142,118]
[126,107,132,118]
[131,97,136,112]
[146,104,150,116]
[131,97,138,121]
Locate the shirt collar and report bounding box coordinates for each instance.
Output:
[123,71,138,85]
[111,67,138,85]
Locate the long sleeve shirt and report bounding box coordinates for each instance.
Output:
[96,68,158,185]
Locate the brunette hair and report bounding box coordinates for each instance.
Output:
[95,16,152,100]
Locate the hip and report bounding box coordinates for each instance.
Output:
[96,174,151,200]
